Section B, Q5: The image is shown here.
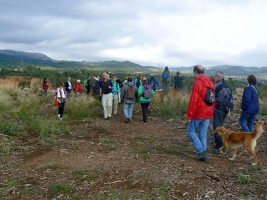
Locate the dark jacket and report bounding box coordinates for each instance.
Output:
[65,81,71,92]
[215,79,234,112]
[241,83,259,115]
[174,74,184,87]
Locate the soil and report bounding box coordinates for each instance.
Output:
[1,103,267,199]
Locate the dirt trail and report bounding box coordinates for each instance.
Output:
[1,104,267,199]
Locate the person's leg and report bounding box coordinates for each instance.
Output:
[106,93,113,118]
[213,110,224,149]
[239,111,249,132]
[163,81,167,96]
[141,103,146,123]
[166,82,169,96]
[198,118,210,151]
[128,103,134,120]
[60,102,65,119]
[58,103,63,119]
[247,114,256,132]
[123,103,130,119]
[102,94,108,119]
[118,91,121,103]
[113,94,118,114]
[144,103,150,123]
[187,119,205,154]
[88,85,90,94]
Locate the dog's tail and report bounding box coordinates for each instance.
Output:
[252,121,264,140]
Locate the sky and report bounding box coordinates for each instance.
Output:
[0,0,267,67]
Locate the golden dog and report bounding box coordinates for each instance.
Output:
[215,121,264,165]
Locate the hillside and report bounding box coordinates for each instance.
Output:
[0,50,266,76]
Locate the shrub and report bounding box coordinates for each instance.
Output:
[47,183,73,196]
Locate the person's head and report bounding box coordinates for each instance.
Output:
[176,71,180,75]
[142,78,148,85]
[77,79,81,83]
[102,72,108,80]
[58,82,64,88]
[164,66,169,71]
[127,77,133,82]
[247,75,257,84]
[68,77,71,82]
[43,78,47,82]
[138,75,142,80]
[214,71,224,83]
[193,65,204,78]
[113,76,117,81]
[125,76,128,80]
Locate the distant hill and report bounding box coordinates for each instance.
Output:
[0,50,266,76]
[171,65,267,77]
[0,50,53,61]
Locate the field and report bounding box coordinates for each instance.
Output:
[0,88,267,200]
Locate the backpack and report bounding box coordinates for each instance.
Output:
[163,71,169,80]
[83,79,88,87]
[204,87,215,106]
[126,84,135,100]
[143,85,152,99]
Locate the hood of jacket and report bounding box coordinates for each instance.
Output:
[197,74,214,88]
[126,82,134,87]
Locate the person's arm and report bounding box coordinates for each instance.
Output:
[241,87,251,111]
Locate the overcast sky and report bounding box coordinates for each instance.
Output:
[0,0,267,67]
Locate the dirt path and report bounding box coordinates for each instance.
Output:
[1,105,267,199]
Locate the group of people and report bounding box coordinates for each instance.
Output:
[186,65,259,162]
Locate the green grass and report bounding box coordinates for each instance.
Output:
[47,183,73,196]
[152,181,169,195]
[99,138,118,151]
[237,173,255,184]
[2,178,25,187]
[0,122,23,136]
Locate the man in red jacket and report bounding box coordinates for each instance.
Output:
[186,65,215,162]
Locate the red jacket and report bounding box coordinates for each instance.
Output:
[42,81,48,89]
[74,82,82,93]
[186,75,215,120]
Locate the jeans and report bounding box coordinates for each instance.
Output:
[43,88,47,97]
[239,111,256,132]
[123,103,134,120]
[162,81,169,96]
[102,93,113,118]
[66,90,71,99]
[187,118,210,154]
[58,102,65,118]
[141,103,150,123]
[213,109,228,149]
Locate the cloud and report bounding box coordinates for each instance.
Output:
[0,0,267,67]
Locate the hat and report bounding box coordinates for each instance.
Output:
[143,77,147,80]
[77,79,80,83]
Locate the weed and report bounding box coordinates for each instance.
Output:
[238,173,253,184]
[35,164,61,171]
[3,178,25,187]
[99,138,118,151]
[152,181,169,195]
[80,174,96,181]
[47,183,73,196]
[0,122,22,136]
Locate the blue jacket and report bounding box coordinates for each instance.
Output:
[148,76,159,91]
[241,83,259,114]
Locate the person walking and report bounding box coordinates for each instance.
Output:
[116,76,123,103]
[212,71,234,154]
[121,77,137,123]
[174,71,184,91]
[239,75,259,132]
[84,76,91,95]
[186,65,215,162]
[65,77,72,98]
[74,79,82,97]
[162,66,170,96]
[138,78,155,124]
[112,76,120,115]
[42,78,48,97]
[56,82,67,121]
[99,72,113,120]
[134,76,143,89]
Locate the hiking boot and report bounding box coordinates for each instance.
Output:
[213,149,221,155]
[200,156,208,162]
[125,118,130,123]
[196,150,207,160]
[142,121,146,124]
[107,117,111,120]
